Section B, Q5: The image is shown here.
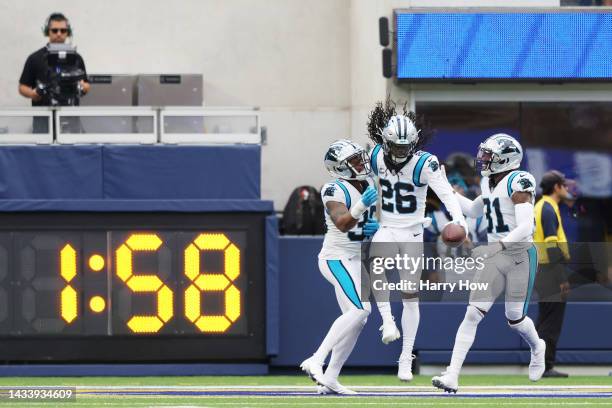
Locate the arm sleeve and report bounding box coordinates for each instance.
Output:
[541,202,559,241]
[455,194,485,218]
[423,155,465,223]
[19,55,36,87]
[501,202,535,244]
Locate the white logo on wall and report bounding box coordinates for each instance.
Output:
[574,152,611,198]
[526,148,547,190]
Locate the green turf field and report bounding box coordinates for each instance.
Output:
[0,375,611,407]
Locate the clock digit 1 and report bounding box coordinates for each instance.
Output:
[184,233,241,333]
[115,234,174,333]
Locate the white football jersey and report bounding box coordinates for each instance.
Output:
[318,178,375,259]
[480,170,536,244]
[370,145,462,229]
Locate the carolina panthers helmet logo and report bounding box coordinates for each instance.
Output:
[518,178,533,189]
[498,138,520,155]
[325,144,342,162]
[428,159,439,172]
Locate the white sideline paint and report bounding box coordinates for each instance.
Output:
[71,385,612,390]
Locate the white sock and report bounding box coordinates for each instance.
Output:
[448,305,484,374]
[376,301,393,323]
[509,316,540,350]
[325,315,367,379]
[312,309,368,364]
[400,299,420,360]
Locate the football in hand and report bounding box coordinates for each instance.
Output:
[441,223,466,248]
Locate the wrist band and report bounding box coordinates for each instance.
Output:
[349,201,368,219]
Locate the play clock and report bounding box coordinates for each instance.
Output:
[0,212,267,362]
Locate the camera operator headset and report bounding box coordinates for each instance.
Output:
[18,12,89,106]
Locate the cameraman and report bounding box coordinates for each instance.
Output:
[18,12,89,107]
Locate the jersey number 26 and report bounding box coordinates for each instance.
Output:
[380,179,417,214]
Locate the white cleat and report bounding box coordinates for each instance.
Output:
[314,374,357,395]
[316,385,335,395]
[529,339,546,381]
[300,356,323,383]
[397,354,415,382]
[380,318,401,345]
[432,370,459,394]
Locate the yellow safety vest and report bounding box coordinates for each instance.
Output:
[534,195,570,263]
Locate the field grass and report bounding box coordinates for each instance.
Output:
[0,375,610,407]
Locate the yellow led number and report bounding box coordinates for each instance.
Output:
[184,233,241,333]
[115,234,174,333]
[114,232,241,334]
[60,244,78,323]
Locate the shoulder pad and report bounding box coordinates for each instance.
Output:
[425,154,440,173]
[508,171,536,196]
[370,144,383,176]
[413,152,436,187]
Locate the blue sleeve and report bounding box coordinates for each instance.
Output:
[541,202,559,239]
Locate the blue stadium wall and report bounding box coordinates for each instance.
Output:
[271,237,612,367]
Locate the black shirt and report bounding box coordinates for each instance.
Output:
[19,46,88,106]
[541,201,559,239]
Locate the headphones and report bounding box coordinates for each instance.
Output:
[42,12,72,37]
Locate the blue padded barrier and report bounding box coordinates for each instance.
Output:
[0,199,273,212]
[266,215,280,356]
[102,145,260,199]
[0,146,102,199]
[0,145,260,200]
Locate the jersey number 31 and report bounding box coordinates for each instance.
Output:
[483,197,509,233]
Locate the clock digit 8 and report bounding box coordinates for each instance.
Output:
[0,212,267,362]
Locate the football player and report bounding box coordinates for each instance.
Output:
[369,113,467,381]
[432,133,546,393]
[300,139,378,394]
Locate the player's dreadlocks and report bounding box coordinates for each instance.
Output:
[366,96,435,151]
[366,97,396,145]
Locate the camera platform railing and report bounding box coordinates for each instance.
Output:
[0,108,54,144]
[0,107,261,145]
[160,107,260,145]
[55,107,157,144]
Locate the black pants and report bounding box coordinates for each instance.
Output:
[534,263,567,371]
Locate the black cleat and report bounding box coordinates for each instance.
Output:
[543,368,569,378]
[432,377,458,394]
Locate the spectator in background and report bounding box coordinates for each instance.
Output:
[445,153,481,198]
[533,170,573,378]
